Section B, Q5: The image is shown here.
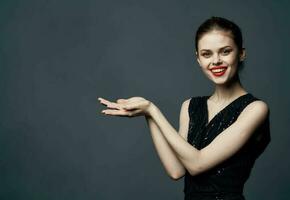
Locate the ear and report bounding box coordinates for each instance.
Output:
[239,48,246,61]
[195,51,201,65]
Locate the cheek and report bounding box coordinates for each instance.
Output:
[198,58,210,68]
[224,54,239,65]
[228,58,238,65]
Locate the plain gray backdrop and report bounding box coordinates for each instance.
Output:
[0,0,289,199]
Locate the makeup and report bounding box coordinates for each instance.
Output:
[210,66,228,77]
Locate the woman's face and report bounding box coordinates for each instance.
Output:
[196,30,245,85]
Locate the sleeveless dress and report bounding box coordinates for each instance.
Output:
[184,93,271,200]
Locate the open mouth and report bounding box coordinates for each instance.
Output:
[210,66,228,77]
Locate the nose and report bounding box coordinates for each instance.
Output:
[212,53,222,66]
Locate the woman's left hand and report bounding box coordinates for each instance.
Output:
[97,96,154,118]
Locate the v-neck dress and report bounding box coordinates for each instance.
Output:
[184,93,271,200]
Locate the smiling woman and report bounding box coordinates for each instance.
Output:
[98,16,271,200]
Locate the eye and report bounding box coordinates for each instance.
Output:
[221,49,232,55]
[201,52,211,58]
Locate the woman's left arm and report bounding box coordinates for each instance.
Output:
[149,100,269,176]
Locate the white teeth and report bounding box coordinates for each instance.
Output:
[211,68,226,73]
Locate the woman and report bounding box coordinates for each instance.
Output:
[97,16,271,200]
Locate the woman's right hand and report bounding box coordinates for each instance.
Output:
[97,96,155,118]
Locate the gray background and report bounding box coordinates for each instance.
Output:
[0,0,289,199]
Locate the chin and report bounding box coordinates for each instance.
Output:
[211,73,239,86]
[211,79,228,85]
[206,68,238,85]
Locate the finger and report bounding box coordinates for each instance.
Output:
[97,97,110,106]
[97,97,107,101]
[129,109,142,117]
[102,109,142,117]
[101,109,133,117]
[98,98,122,110]
[123,101,143,110]
[116,99,128,104]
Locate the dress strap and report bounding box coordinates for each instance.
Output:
[188,96,203,118]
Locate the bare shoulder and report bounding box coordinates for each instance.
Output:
[238,100,269,126]
[182,98,191,108]
[243,100,269,115]
[178,98,192,140]
[180,97,192,118]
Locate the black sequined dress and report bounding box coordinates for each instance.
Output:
[184,93,271,200]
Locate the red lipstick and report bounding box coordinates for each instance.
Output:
[210,66,228,77]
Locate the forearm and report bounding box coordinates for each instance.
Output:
[145,115,185,179]
[148,104,201,174]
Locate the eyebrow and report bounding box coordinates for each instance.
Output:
[200,46,232,51]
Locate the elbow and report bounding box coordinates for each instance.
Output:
[170,175,183,181]
[169,171,185,181]
[187,151,205,176]
[188,169,199,177]
[187,164,204,177]
[169,166,203,180]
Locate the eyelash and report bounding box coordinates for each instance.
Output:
[222,49,231,55]
[201,49,232,57]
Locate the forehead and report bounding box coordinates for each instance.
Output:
[198,30,235,51]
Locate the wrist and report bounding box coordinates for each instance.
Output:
[146,102,159,118]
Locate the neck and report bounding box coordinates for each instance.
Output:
[211,75,247,102]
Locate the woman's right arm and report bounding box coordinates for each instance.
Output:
[145,99,191,180]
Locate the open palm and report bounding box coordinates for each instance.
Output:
[98,96,153,117]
